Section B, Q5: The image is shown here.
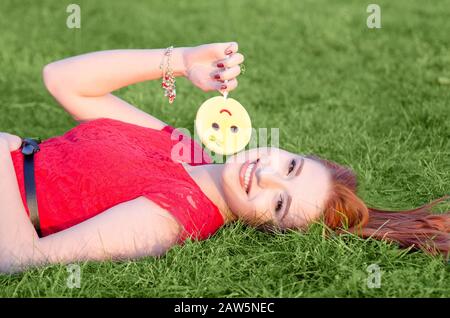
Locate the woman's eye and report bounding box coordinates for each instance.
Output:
[275,195,284,212]
[288,159,296,174]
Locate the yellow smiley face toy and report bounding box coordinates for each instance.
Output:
[195,96,252,155]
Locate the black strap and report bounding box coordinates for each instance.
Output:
[21,138,42,237]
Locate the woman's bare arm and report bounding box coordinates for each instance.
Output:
[43,43,243,129]
[37,196,181,267]
[0,138,41,271]
[0,138,181,273]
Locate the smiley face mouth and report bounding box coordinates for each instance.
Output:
[208,134,222,146]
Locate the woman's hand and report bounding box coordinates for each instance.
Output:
[0,132,22,151]
[182,42,244,94]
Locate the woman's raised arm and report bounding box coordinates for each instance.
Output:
[43,42,243,129]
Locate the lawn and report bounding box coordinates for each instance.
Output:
[0,0,449,297]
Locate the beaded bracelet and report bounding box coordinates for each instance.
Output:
[159,46,176,104]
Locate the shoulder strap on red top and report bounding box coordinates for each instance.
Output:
[161,125,175,134]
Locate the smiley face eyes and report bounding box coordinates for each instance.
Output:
[211,123,239,134]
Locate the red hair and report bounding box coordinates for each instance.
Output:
[308,155,450,258]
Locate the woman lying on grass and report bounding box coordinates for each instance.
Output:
[0,42,448,273]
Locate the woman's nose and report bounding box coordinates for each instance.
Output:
[255,157,283,188]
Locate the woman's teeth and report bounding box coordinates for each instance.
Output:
[244,162,256,193]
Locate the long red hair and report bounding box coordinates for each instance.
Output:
[308,155,450,257]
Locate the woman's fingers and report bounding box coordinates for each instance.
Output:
[212,65,241,81]
[216,53,244,68]
[9,135,22,151]
[189,42,242,92]
[203,78,238,93]
[209,42,238,59]
[0,133,22,151]
[225,42,239,55]
[217,78,238,92]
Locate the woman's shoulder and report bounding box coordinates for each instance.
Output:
[55,117,168,145]
[158,124,213,166]
[141,176,224,243]
[59,116,213,165]
[74,117,162,132]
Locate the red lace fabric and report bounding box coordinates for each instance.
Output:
[9,118,223,242]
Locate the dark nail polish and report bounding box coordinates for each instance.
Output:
[225,49,232,55]
[214,74,221,79]
[217,63,224,68]
[221,84,227,90]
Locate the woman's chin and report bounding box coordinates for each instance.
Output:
[221,162,271,227]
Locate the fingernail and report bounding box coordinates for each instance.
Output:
[214,74,221,80]
[217,62,224,68]
[225,49,233,55]
[221,84,227,90]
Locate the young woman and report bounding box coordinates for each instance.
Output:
[0,42,448,273]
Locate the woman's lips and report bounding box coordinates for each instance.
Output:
[239,159,257,195]
[239,160,250,193]
[246,162,256,194]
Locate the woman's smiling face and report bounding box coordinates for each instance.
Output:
[221,147,332,229]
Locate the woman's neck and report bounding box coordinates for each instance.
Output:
[181,162,237,224]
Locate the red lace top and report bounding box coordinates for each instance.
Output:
[9,118,224,242]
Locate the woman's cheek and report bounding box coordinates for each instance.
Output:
[239,201,274,226]
[227,195,251,218]
[223,190,255,222]
[222,174,244,214]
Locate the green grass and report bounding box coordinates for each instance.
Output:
[0,0,449,297]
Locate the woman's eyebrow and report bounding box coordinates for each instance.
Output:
[283,195,292,222]
[295,157,305,177]
[283,157,305,221]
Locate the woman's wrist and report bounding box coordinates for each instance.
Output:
[171,47,188,78]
